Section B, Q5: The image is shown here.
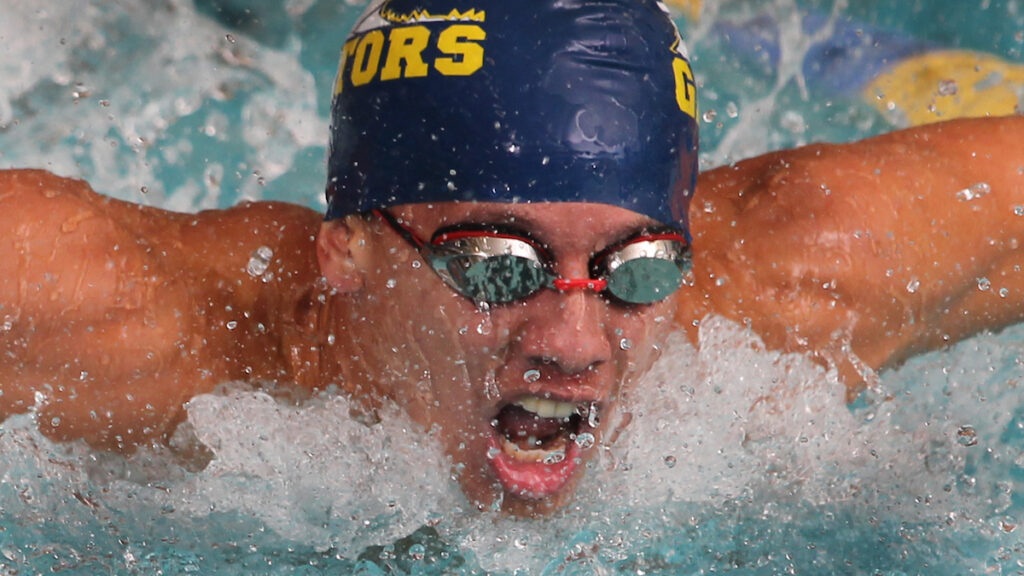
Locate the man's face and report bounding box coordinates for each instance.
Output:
[324,202,680,514]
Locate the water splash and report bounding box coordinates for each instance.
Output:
[956,182,992,201]
[3,318,1024,573]
[246,245,274,277]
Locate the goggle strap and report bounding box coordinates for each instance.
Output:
[373,209,426,249]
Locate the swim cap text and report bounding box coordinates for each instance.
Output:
[334,24,486,94]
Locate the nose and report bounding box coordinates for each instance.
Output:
[515,288,613,375]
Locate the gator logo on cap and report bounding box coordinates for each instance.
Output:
[334,0,486,95]
[658,0,697,118]
[378,6,485,24]
[672,40,696,117]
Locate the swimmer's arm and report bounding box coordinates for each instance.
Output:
[0,169,208,449]
[684,116,1024,394]
[875,116,1024,361]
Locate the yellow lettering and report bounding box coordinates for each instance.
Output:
[673,58,697,118]
[434,24,486,76]
[380,26,432,81]
[351,29,386,87]
[334,38,360,95]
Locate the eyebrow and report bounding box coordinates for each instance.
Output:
[441,204,659,248]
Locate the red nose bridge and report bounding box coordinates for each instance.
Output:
[552,277,607,292]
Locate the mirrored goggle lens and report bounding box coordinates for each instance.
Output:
[604,257,685,304]
[437,253,551,304]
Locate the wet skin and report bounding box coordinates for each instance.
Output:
[1,116,1023,512]
[676,115,1024,399]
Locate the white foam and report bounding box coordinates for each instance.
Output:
[0,0,326,208]
[2,318,1023,571]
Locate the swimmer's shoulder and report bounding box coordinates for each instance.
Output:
[0,168,324,340]
[0,168,323,286]
[686,117,1024,394]
[179,199,324,302]
[696,116,1024,227]
[0,169,327,442]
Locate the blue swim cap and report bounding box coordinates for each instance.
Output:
[325,0,698,232]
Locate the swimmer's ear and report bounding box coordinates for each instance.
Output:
[317,219,368,293]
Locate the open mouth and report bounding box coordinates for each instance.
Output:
[488,397,599,499]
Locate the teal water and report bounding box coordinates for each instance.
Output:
[2,1,1024,574]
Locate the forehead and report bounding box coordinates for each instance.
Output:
[394,202,662,249]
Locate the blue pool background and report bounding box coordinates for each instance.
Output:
[2,0,1024,574]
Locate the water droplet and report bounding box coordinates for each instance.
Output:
[977,277,992,291]
[513,537,528,550]
[1014,205,1024,216]
[725,101,739,118]
[586,403,600,428]
[483,375,499,400]
[541,156,550,165]
[906,277,920,294]
[523,369,541,383]
[226,320,238,331]
[476,317,492,335]
[411,260,421,269]
[225,33,236,44]
[619,338,632,351]
[1000,288,1009,298]
[408,543,426,561]
[955,182,991,201]
[386,278,397,289]
[956,425,978,447]
[487,446,500,459]
[50,417,61,427]
[574,432,595,450]
[543,451,566,464]
[937,79,958,96]
[327,334,336,345]
[701,109,717,123]
[246,246,274,277]
[664,455,677,468]
[506,142,520,154]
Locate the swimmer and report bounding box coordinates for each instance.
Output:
[1,0,1023,516]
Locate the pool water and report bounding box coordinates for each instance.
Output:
[3,0,1024,574]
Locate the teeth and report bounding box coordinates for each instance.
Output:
[501,435,567,463]
[514,396,578,419]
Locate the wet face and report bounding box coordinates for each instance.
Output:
[318,202,680,514]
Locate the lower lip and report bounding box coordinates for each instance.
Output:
[487,434,584,499]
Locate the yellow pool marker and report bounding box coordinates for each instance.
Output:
[866,50,1024,125]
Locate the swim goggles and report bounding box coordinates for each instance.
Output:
[374,209,692,306]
